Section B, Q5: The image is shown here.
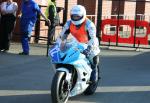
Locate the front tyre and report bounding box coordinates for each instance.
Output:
[51,72,69,103]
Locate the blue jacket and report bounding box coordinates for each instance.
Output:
[20,0,41,33]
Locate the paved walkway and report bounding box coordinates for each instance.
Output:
[4,42,48,56]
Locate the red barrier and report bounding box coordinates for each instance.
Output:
[135,20,149,45]
[101,19,149,45]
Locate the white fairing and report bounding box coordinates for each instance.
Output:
[56,68,72,82]
[69,59,92,97]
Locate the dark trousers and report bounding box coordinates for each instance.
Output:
[0,14,16,50]
[90,55,100,81]
[48,22,56,44]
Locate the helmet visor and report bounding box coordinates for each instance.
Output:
[71,14,83,21]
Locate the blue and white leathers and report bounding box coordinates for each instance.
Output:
[49,38,92,97]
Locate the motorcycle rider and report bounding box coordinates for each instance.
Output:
[57,5,100,83]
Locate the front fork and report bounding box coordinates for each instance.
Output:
[57,68,72,82]
[56,68,72,93]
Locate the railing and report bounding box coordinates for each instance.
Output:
[87,15,97,24]
[102,14,150,22]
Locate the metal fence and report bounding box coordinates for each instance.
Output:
[98,0,150,49]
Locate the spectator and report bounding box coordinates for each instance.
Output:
[47,0,58,45]
[19,0,50,55]
[0,0,18,52]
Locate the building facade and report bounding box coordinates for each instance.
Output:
[1,0,150,42]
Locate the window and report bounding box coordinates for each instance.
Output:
[135,26,147,37]
[119,25,131,38]
[104,24,116,35]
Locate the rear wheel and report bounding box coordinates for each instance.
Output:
[51,72,69,103]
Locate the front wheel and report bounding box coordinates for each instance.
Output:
[51,72,69,103]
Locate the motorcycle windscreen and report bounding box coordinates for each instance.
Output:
[48,45,60,63]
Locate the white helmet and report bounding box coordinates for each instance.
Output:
[70,5,86,25]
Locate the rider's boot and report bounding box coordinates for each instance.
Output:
[90,56,100,83]
[90,65,98,83]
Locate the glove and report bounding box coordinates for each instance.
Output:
[83,45,91,57]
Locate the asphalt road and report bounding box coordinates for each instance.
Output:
[0,43,150,103]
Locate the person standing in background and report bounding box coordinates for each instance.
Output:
[46,0,58,45]
[19,0,50,55]
[0,0,18,52]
